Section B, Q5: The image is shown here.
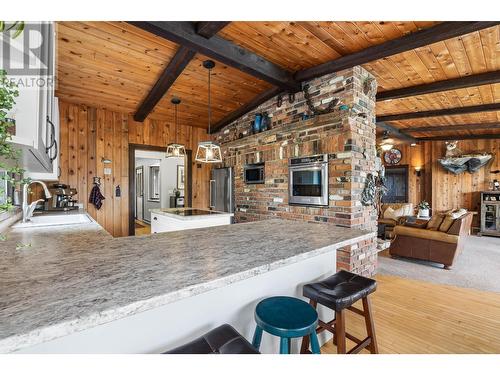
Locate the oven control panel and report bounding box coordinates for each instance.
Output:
[289,154,328,165]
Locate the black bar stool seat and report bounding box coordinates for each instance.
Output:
[303,270,377,311]
[301,270,379,355]
[164,324,260,354]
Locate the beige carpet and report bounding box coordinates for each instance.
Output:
[377,235,500,293]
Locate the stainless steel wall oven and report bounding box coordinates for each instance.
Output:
[288,154,329,206]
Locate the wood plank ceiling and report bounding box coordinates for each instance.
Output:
[55,21,500,140]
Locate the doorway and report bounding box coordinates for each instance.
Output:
[382,165,409,203]
[128,144,192,236]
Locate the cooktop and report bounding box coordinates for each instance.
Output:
[170,209,222,216]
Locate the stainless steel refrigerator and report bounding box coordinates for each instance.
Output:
[210,167,234,213]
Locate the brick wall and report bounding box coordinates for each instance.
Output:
[214,66,378,276]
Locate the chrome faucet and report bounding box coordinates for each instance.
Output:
[22,181,52,223]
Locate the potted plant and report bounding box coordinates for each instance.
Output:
[417,200,430,218]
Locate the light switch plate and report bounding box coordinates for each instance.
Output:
[104,168,112,175]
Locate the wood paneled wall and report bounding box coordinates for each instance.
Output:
[57,100,211,237]
[383,139,500,219]
[427,139,500,213]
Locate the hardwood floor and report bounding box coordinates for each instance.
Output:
[134,220,151,236]
[321,274,500,354]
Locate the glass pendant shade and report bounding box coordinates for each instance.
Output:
[166,97,186,158]
[195,141,222,163]
[196,60,222,164]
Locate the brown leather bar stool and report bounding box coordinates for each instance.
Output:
[300,270,379,354]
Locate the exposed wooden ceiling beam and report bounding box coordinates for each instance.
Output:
[128,21,300,91]
[133,22,229,122]
[377,122,417,143]
[133,46,195,122]
[377,103,500,122]
[377,71,500,101]
[295,22,499,82]
[416,134,500,141]
[210,87,283,134]
[402,122,500,133]
[196,21,231,38]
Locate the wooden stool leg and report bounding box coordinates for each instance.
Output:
[309,332,321,354]
[252,326,263,350]
[300,299,317,354]
[335,309,346,354]
[280,337,290,354]
[300,333,310,354]
[362,297,379,354]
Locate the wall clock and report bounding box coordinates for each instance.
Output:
[384,148,402,165]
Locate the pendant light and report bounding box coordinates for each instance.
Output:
[165,97,186,158]
[195,60,222,163]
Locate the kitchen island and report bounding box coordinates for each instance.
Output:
[0,217,374,354]
[150,208,233,234]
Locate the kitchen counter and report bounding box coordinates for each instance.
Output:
[0,218,373,353]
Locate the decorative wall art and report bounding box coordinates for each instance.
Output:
[384,148,402,165]
[438,141,493,175]
[177,165,185,190]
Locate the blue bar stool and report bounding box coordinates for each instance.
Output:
[252,296,321,354]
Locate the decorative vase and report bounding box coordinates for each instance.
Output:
[253,113,262,133]
[418,208,429,218]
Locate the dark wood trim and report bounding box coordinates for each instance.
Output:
[402,122,500,133]
[209,86,283,133]
[377,70,500,101]
[133,46,196,122]
[133,22,228,122]
[377,121,417,143]
[295,22,499,82]
[128,144,193,236]
[196,21,231,38]
[377,103,500,122]
[416,134,500,141]
[127,21,299,91]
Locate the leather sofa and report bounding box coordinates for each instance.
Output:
[389,212,473,269]
[378,203,414,239]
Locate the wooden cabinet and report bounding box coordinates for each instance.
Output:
[480,191,500,237]
[7,22,58,175]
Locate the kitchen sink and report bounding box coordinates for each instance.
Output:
[12,212,92,228]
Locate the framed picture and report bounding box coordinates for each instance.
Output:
[177,165,185,190]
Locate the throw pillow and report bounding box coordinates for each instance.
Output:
[439,215,455,232]
[384,206,405,220]
[450,208,467,219]
[427,214,445,231]
[403,204,413,216]
[383,207,396,220]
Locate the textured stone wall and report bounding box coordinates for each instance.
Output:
[214,66,378,276]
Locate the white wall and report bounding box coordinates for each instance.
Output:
[134,150,185,216]
[135,157,161,222]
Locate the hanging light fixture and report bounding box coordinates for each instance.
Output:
[165,97,186,158]
[379,130,394,151]
[195,60,222,163]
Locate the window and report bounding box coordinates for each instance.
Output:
[149,165,160,201]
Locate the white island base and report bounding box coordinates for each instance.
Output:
[17,249,335,354]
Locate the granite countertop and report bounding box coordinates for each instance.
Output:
[150,207,234,220]
[0,218,373,353]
